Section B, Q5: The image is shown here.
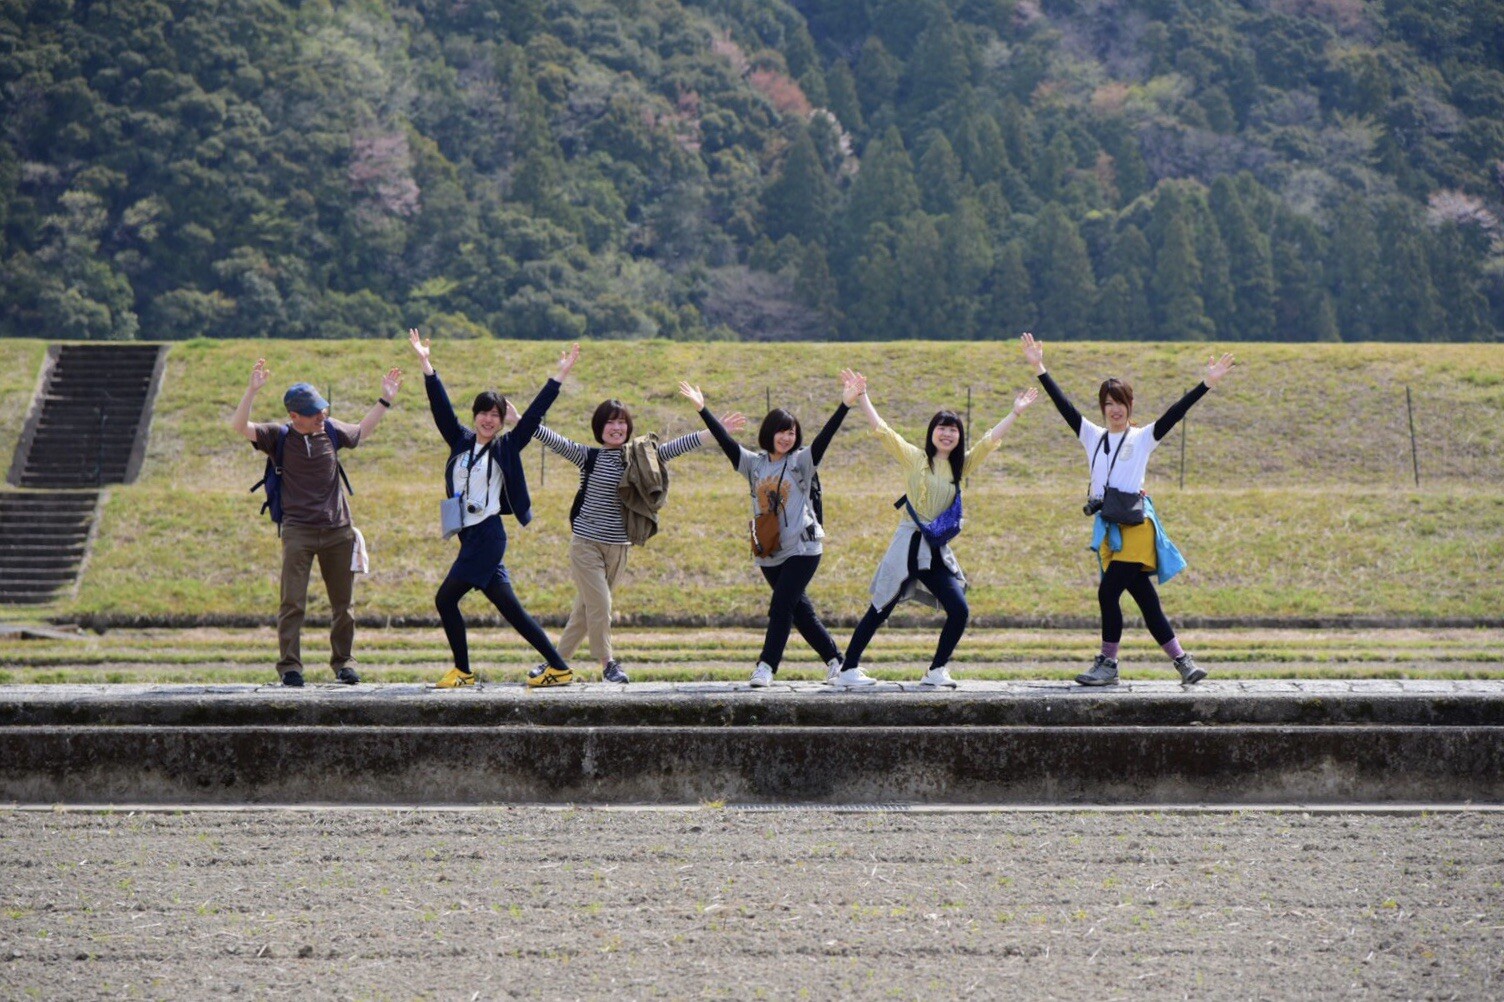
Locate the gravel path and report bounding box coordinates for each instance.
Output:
[2,808,1500,999]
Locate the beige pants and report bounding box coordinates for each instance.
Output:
[556,536,630,663]
[277,523,357,676]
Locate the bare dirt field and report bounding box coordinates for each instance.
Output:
[2,807,1500,999]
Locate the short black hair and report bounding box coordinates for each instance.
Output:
[472,390,506,417]
[591,399,634,444]
[1098,378,1133,416]
[758,408,802,454]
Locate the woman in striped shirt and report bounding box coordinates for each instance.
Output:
[680,372,864,687]
[531,401,746,683]
[839,375,1038,688]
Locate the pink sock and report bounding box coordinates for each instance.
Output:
[1100,642,1120,659]
[1162,638,1184,659]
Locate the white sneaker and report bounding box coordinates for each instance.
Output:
[919,665,958,688]
[833,666,877,688]
[824,657,843,684]
[749,662,774,687]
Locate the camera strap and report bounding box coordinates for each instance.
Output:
[461,438,494,513]
[1089,429,1127,498]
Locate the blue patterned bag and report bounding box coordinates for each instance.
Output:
[897,490,964,547]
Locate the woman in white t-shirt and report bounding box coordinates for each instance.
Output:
[1022,333,1235,687]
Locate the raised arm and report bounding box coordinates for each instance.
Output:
[533,424,591,466]
[809,371,863,466]
[1021,332,1082,435]
[355,366,403,442]
[980,387,1039,444]
[680,382,743,468]
[230,359,270,442]
[849,370,883,430]
[1152,352,1234,440]
[415,330,467,447]
[509,344,576,448]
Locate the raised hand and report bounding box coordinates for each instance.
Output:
[1012,386,1039,414]
[678,381,705,411]
[721,411,748,434]
[1020,332,1044,372]
[408,328,433,374]
[840,368,867,406]
[1204,352,1237,387]
[381,366,404,399]
[505,399,521,427]
[248,358,270,392]
[556,343,581,381]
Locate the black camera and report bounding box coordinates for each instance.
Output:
[465,501,483,515]
[1082,497,1102,517]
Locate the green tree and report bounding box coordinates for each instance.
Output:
[1210,176,1275,340]
[917,132,965,215]
[1029,204,1097,338]
[762,125,836,245]
[1151,215,1214,341]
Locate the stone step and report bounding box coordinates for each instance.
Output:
[1,682,1502,804]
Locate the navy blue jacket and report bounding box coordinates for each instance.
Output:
[424,370,559,527]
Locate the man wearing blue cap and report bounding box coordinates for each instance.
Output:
[231,358,404,686]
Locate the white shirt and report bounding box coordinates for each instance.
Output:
[1079,421,1160,499]
[450,442,504,527]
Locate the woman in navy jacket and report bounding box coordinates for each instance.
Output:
[410,329,580,688]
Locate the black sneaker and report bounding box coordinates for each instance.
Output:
[281,670,305,688]
[1173,653,1207,685]
[334,666,361,685]
[602,659,629,684]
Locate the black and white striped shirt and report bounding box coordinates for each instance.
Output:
[533,426,705,544]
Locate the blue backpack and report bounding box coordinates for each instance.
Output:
[250,424,353,531]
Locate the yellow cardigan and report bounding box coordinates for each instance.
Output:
[872,419,1002,522]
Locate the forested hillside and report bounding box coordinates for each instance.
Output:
[2,0,1501,343]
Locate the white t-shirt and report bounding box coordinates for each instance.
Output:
[450,442,504,527]
[1079,421,1160,499]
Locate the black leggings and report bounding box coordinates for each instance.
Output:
[844,544,970,672]
[758,554,841,671]
[1098,561,1176,645]
[435,571,568,673]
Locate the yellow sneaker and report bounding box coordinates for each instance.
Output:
[435,668,477,688]
[526,666,573,688]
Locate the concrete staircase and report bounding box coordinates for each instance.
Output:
[1,344,165,604]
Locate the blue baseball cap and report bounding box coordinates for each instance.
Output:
[283,382,330,416]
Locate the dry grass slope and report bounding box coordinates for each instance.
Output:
[1,338,1501,625]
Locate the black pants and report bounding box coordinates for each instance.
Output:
[435,571,568,674]
[758,554,841,671]
[844,540,969,672]
[1098,561,1176,645]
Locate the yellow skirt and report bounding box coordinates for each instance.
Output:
[1100,519,1157,571]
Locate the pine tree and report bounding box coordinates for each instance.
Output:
[1151,215,1214,341]
[825,60,866,137]
[1030,204,1097,338]
[762,125,835,245]
[836,126,921,268]
[895,214,950,337]
[1210,176,1275,340]
[990,240,1037,331]
[1272,213,1338,341]
[1330,197,1380,342]
[917,132,965,215]
[1104,225,1154,340]
[854,37,902,119]
[903,6,970,117]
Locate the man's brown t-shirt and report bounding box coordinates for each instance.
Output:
[251,419,363,528]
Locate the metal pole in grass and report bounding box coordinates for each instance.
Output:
[766,387,771,414]
[1406,386,1420,487]
[966,386,972,488]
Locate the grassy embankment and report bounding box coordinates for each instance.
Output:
[0,338,1501,680]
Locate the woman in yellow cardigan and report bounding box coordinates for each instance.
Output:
[834,373,1038,688]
